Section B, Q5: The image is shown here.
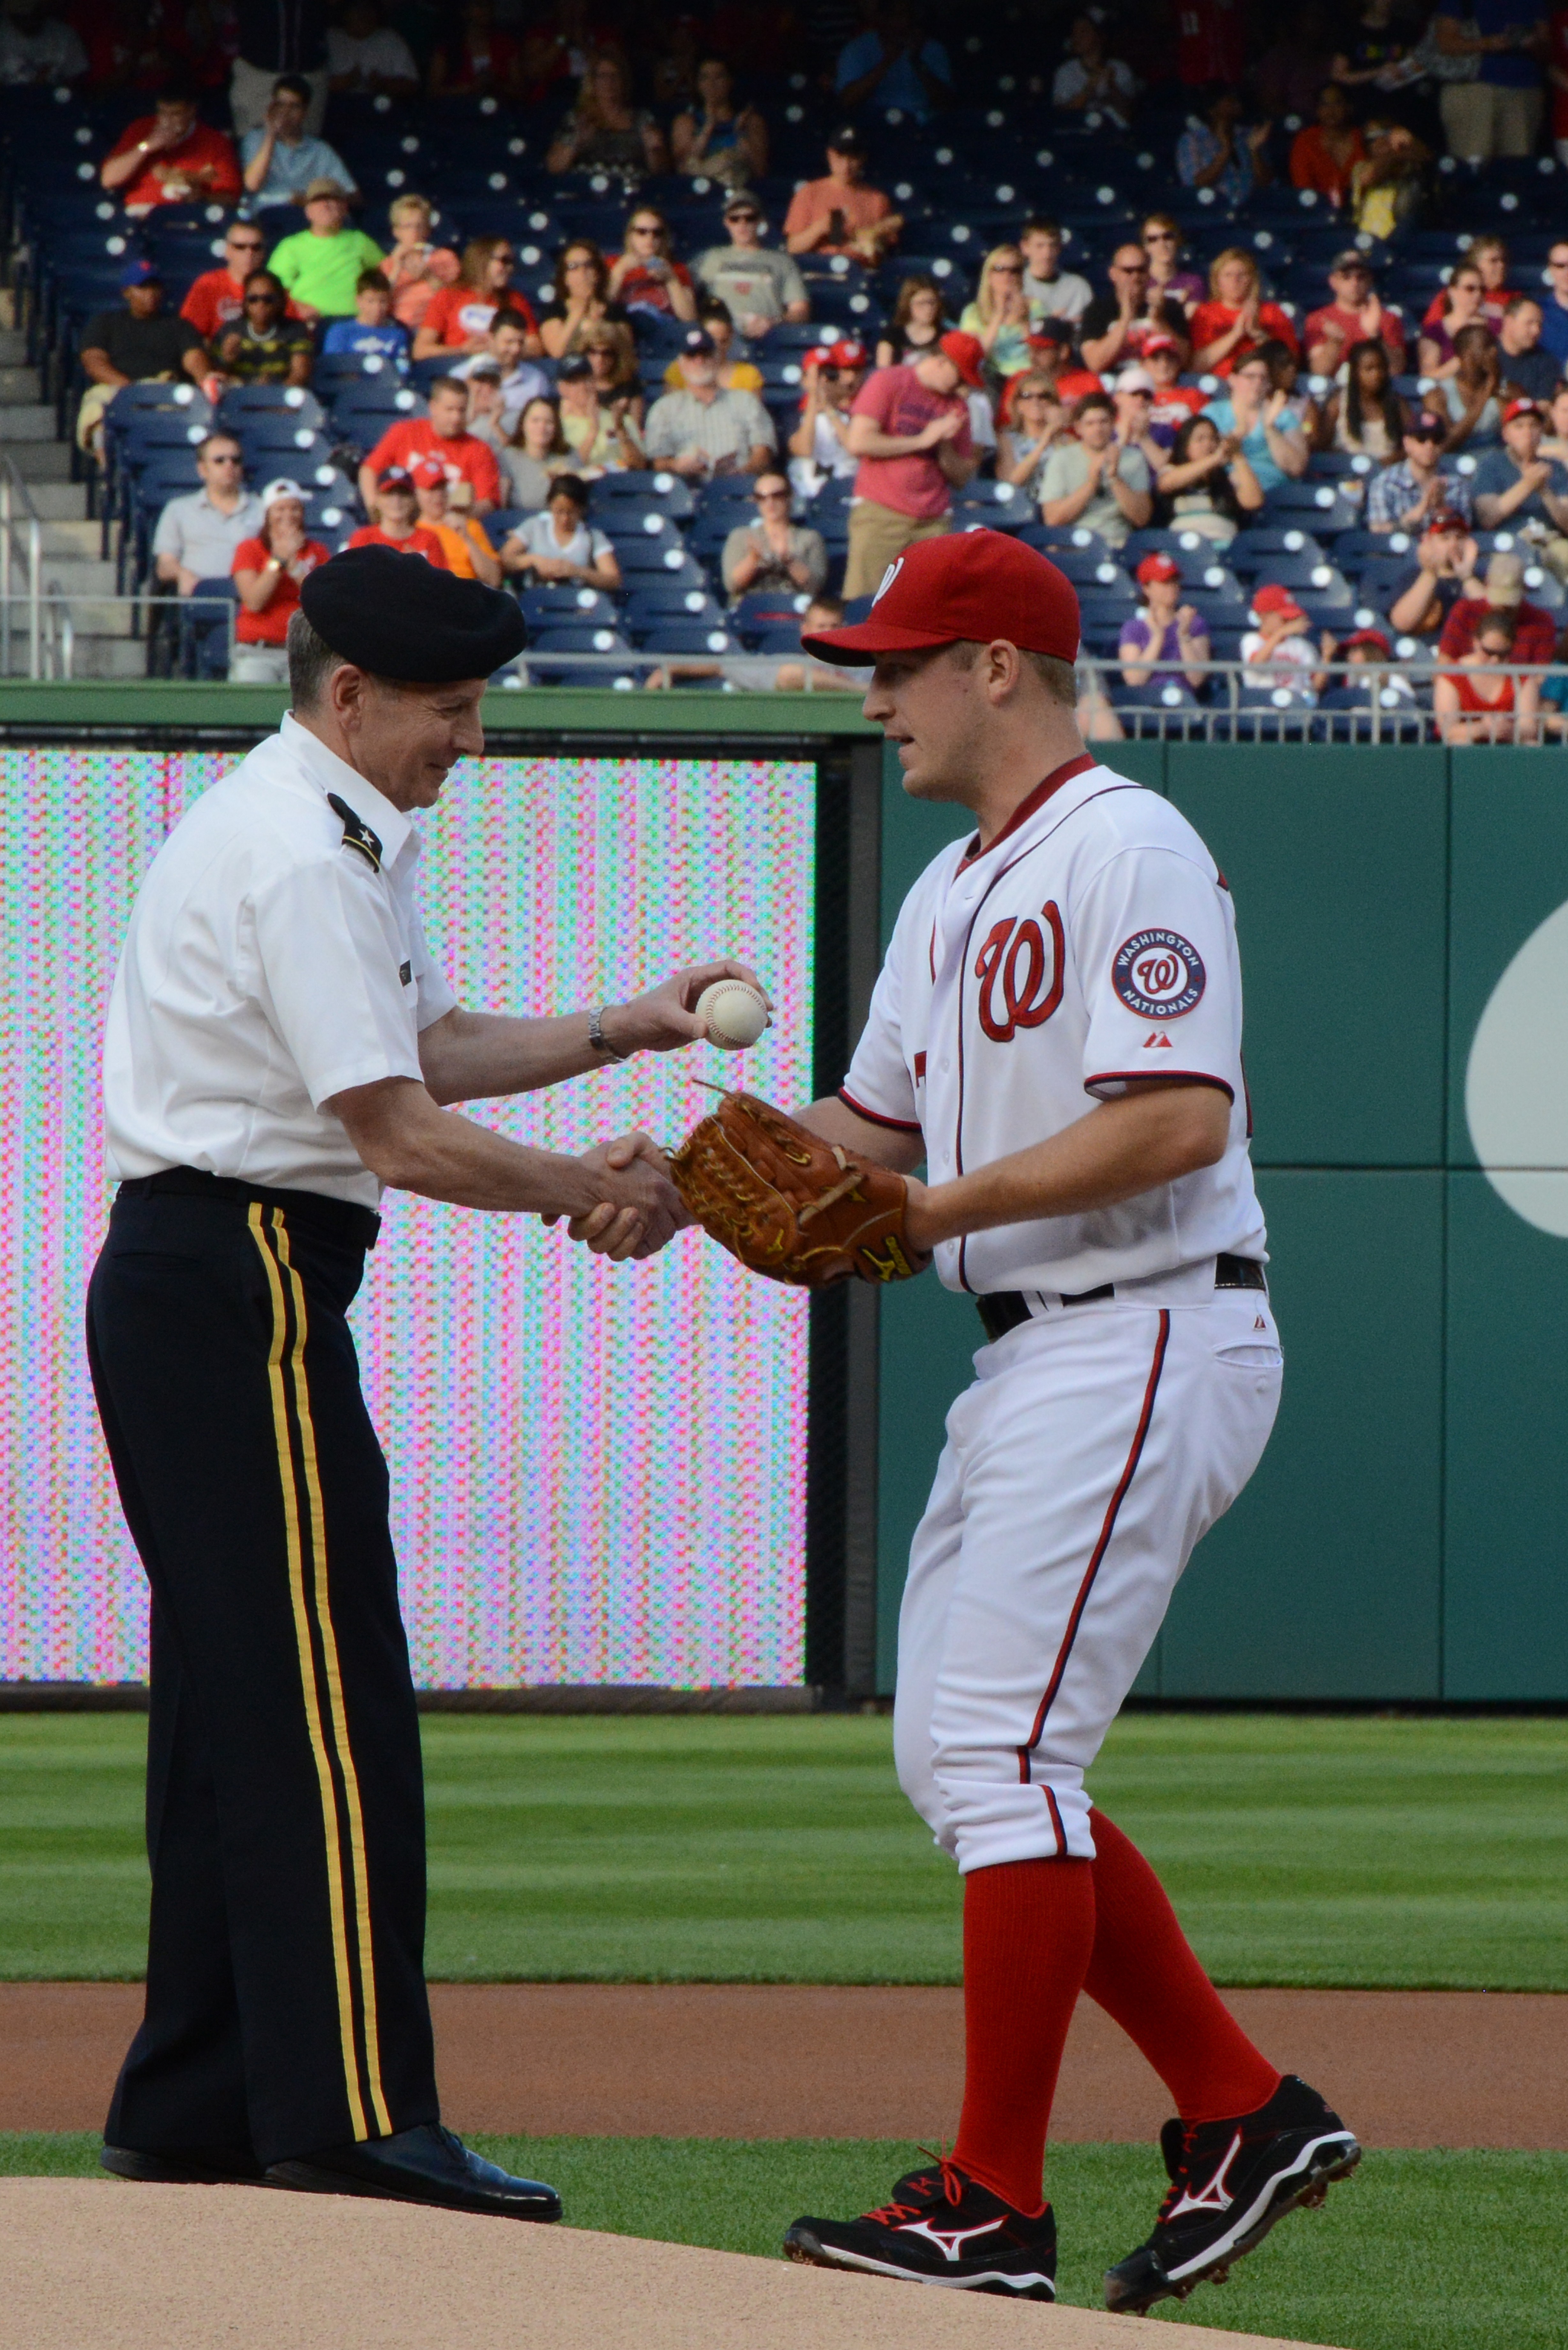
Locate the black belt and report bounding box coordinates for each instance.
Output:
[117,1166,381,1252]
[976,1254,1266,1345]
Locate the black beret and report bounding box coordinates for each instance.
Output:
[300,543,526,682]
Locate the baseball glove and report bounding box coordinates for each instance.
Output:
[667,1091,929,1289]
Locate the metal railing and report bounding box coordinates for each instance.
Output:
[1077,655,1568,746]
[0,455,77,679]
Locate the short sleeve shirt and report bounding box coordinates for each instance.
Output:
[697,245,808,326]
[1472,445,1568,526]
[102,713,458,1209]
[643,385,775,469]
[1036,438,1150,547]
[839,754,1266,1297]
[81,307,205,380]
[364,418,502,506]
[153,489,266,581]
[849,364,972,519]
[419,285,539,345]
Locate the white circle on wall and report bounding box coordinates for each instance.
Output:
[1466,898,1568,1236]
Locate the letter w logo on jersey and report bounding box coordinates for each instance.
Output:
[973,901,1065,1044]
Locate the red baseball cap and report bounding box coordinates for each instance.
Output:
[377,464,416,490]
[801,529,1082,664]
[1503,397,1540,424]
[1340,626,1392,657]
[1252,581,1306,622]
[1136,550,1181,585]
[1142,332,1181,357]
[938,329,986,389]
[1431,506,1469,533]
[409,456,447,486]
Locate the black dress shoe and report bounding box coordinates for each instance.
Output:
[102,2142,268,2185]
[266,2124,561,2221]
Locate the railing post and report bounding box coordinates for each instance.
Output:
[26,517,40,681]
[0,471,10,678]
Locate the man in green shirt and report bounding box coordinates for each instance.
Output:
[268,178,384,320]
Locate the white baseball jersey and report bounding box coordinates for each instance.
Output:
[841,752,1266,1298]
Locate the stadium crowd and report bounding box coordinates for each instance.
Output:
[8,0,1568,731]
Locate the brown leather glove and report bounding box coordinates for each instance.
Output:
[667,1091,930,1288]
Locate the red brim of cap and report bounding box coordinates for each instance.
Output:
[800,617,961,664]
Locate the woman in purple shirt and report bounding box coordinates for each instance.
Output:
[1119,550,1211,690]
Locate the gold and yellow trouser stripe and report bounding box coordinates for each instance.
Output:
[248,1202,392,2141]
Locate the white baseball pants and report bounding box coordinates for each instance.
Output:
[893,1272,1282,1874]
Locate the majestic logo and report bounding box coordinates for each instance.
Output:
[1112,928,1206,1020]
[895,2216,1007,2262]
[1166,2132,1243,2218]
[974,901,1065,1043]
[873,556,905,604]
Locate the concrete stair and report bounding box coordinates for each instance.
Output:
[0,323,145,677]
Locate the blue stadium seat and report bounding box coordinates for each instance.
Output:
[216,384,326,430]
[590,471,697,521]
[1226,527,1325,571]
[519,586,615,624]
[631,619,743,655]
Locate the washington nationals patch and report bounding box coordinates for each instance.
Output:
[1112,929,1206,1020]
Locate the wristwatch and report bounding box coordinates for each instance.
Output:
[588,1004,628,1060]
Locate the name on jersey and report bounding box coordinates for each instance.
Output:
[1112,928,1206,1020]
[973,902,1065,1043]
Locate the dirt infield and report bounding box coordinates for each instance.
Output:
[3,1983,1563,2149]
[0,2179,1342,2350]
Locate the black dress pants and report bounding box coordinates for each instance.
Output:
[86,1174,439,2167]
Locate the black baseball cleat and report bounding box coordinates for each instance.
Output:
[784,2154,1057,2299]
[101,2142,269,2185]
[266,2123,562,2221]
[1104,2073,1361,2315]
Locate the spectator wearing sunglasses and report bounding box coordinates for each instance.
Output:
[697,195,810,338]
[153,433,264,597]
[181,222,274,341]
[1140,213,1205,315]
[211,272,314,387]
[721,470,829,602]
[607,207,698,322]
[959,247,1035,378]
[1079,245,1191,375]
[414,237,541,361]
[1538,241,1568,364]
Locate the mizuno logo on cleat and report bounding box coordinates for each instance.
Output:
[1167,2132,1243,2217]
[897,2217,1007,2261]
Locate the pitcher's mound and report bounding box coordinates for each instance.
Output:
[0,2178,1341,2350]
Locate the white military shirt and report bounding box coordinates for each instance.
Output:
[103,710,456,1210]
[841,752,1267,1298]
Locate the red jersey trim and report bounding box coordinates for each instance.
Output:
[838,1087,922,1134]
[957,751,1097,871]
[1084,1070,1235,1101]
[1017,1309,1170,1779]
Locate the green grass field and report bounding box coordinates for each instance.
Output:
[4,2133,1559,2350]
[2,1709,1565,1986]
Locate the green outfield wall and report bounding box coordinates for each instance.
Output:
[877,742,1568,1702]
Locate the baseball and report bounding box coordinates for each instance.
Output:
[696,978,770,1052]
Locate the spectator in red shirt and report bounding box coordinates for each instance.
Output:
[413,238,541,362]
[783,125,903,266]
[347,467,451,564]
[359,378,503,516]
[1144,333,1207,438]
[100,78,243,216]
[607,206,698,322]
[1438,550,1557,663]
[841,334,979,598]
[1305,250,1408,376]
[1289,84,1366,207]
[429,0,521,97]
[1190,248,1300,376]
[1019,319,1105,415]
[180,221,271,340]
[230,480,330,684]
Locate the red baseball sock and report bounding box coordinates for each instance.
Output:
[1084,1808,1280,2123]
[950,1856,1096,2217]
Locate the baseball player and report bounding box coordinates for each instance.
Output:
[779,533,1360,2308]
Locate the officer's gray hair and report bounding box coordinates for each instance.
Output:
[947,638,1078,707]
[286,609,349,710]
